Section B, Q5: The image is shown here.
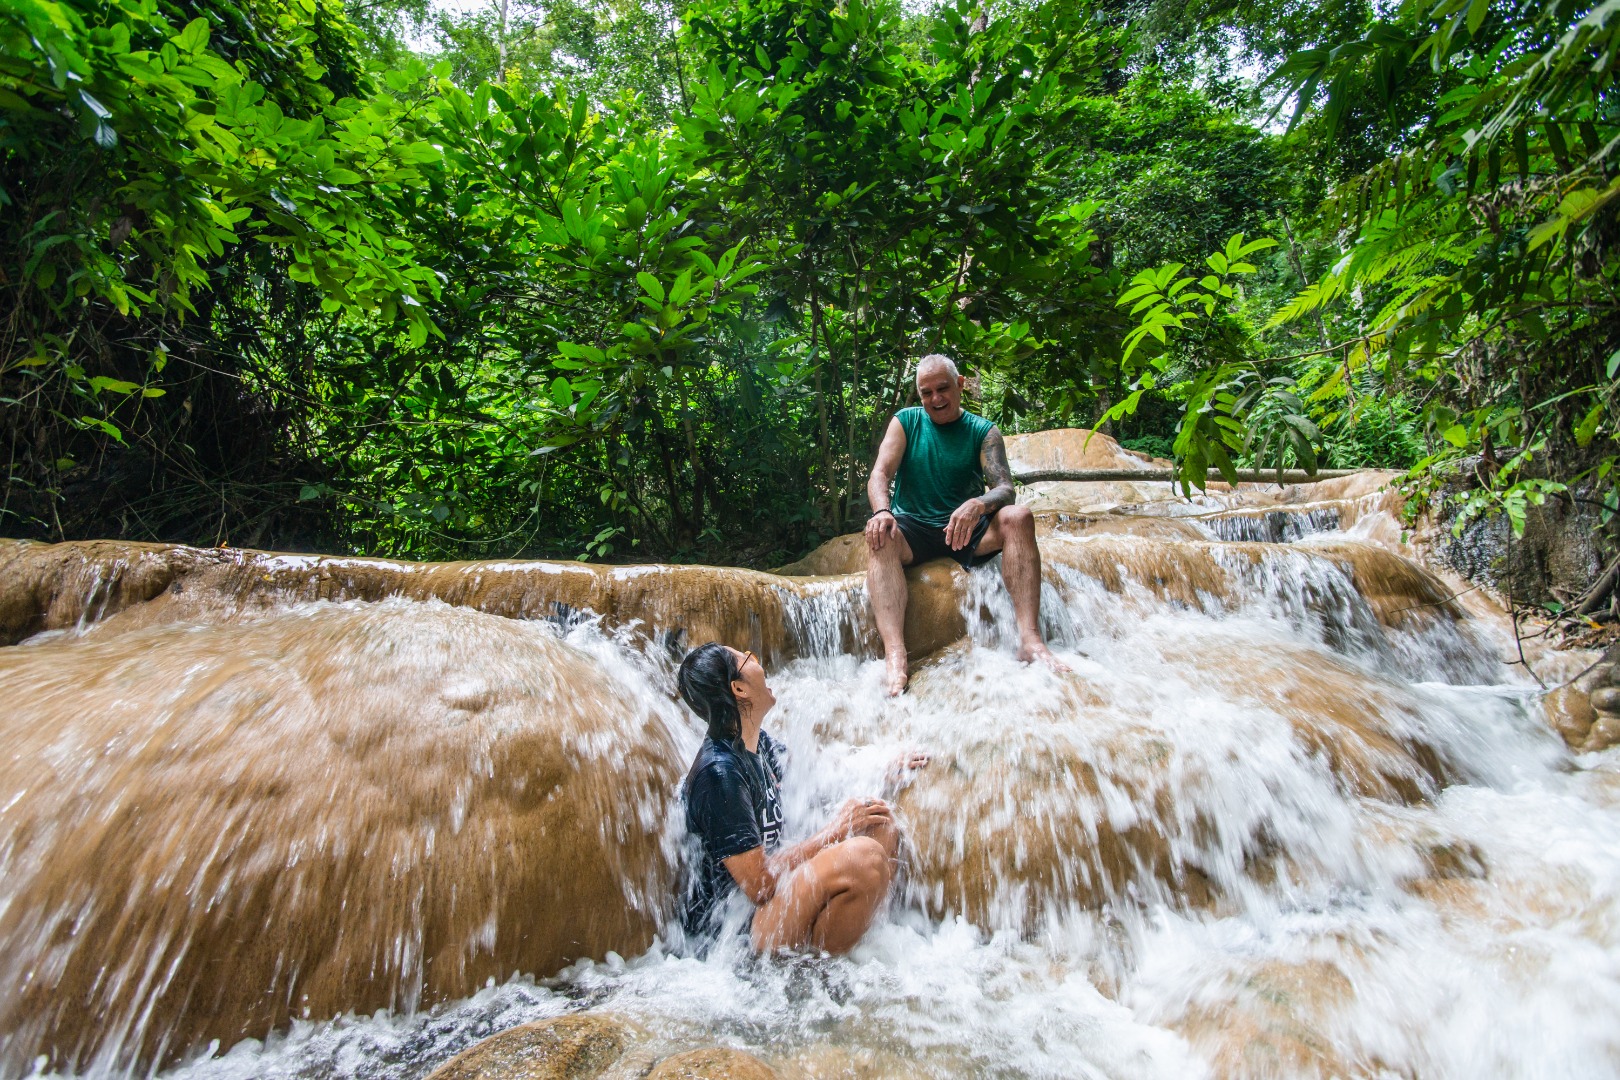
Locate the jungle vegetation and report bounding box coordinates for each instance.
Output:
[2,0,1615,567]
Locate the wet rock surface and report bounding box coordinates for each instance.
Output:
[1537,652,1620,753]
[0,601,684,1074]
[2,429,1611,1080]
[895,639,1452,926]
[1422,458,1608,609]
[645,1047,780,1079]
[1003,427,1169,474]
[425,1015,636,1080]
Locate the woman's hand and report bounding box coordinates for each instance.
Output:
[829,796,893,840]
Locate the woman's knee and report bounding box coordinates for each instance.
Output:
[830,836,890,891]
[866,816,901,859]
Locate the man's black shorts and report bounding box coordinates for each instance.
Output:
[890,508,999,569]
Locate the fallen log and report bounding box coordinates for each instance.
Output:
[1013,467,1365,485]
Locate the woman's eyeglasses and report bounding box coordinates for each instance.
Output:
[738,650,757,673]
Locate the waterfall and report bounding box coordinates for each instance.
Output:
[0,478,1614,1079]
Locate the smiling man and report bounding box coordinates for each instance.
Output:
[864,354,1069,694]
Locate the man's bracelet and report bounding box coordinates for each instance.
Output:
[871,509,894,520]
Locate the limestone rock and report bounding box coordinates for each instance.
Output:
[776,1044,938,1079]
[1585,713,1620,753]
[1036,512,1208,541]
[427,1015,633,1080]
[896,639,1446,927]
[777,533,868,576]
[1017,479,1181,514]
[1164,959,1361,1079]
[646,1047,779,1079]
[1544,686,1597,749]
[1590,686,1620,716]
[0,602,682,1074]
[1277,470,1402,504]
[1003,427,1168,474]
[1526,650,1607,690]
[896,559,967,659]
[0,539,804,661]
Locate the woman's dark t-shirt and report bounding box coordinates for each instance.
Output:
[681,732,784,936]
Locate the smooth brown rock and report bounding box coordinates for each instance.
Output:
[0,540,974,664]
[0,602,681,1074]
[646,1047,779,1080]
[896,639,1444,927]
[776,1044,943,1079]
[776,511,1210,572]
[1544,686,1597,748]
[1277,470,1402,504]
[898,559,968,659]
[1305,540,1467,629]
[1003,428,1168,474]
[777,533,869,576]
[1017,479,1183,514]
[0,538,182,644]
[1585,713,1620,753]
[1167,959,1364,1079]
[1589,686,1620,716]
[1035,535,1467,632]
[1038,512,1209,541]
[427,1014,633,1080]
[0,539,800,660]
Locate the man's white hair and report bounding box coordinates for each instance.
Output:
[915,353,960,380]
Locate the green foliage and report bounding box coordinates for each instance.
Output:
[1,0,441,540]
[1255,0,1620,519]
[1119,433,1175,459]
[424,0,688,126]
[14,0,1557,563]
[1102,233,1337,488]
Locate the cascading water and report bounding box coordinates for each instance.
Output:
[2,482,1617,1079]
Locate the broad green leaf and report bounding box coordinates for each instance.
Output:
[1576,403,1604,446]
[175,17,210,53]
[636,272,665,303]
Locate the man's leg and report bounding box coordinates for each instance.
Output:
[976,505,1070,672]
[867,530,914,695]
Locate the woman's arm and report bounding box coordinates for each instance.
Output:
[721,798,894,905]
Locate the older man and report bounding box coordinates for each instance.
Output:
[864,354,1068,694]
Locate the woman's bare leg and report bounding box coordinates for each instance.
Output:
[751,837,890,955]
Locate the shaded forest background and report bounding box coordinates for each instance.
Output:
[2,0,1616,570]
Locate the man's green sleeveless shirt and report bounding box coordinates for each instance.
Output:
[889,406,996,528]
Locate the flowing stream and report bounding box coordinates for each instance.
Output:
[2,491,1618,1079]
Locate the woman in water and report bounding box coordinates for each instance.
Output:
[676,642,925,954]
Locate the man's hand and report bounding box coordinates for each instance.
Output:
[884,750,930,795]
[944,498,987,550]
[866,511,901,553]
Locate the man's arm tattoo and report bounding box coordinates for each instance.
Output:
[979,430,1017,512]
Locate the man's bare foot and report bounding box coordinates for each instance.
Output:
[884,656,910,696]
[1018,641,1072,674]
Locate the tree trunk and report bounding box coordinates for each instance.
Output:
[495,0,510,84]
[679,368,704,537]
[808,286,837,530]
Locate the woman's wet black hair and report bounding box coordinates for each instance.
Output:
[676,642,743,742]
